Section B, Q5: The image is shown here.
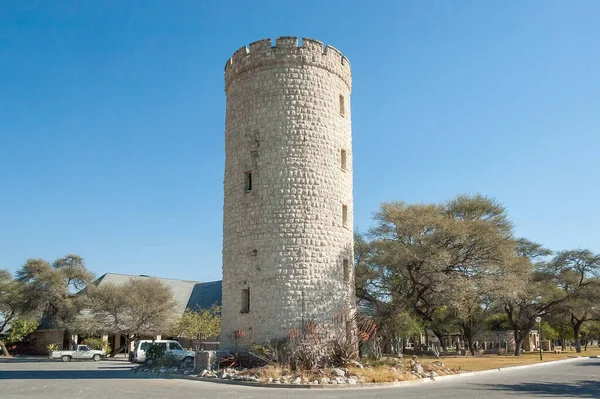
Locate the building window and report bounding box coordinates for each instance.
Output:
[339,95,345,116]
[244,171,253,192]
[340,149,347,171]
[342,205,348,227]
[343,259,350,282]
[241,288,250,313]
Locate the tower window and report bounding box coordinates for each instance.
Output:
[343,258,350,282]
[342,205,348,227]
[241,288,250,313]
[340,149,347,171]
[339,95,345,116]
[244,171,253,192]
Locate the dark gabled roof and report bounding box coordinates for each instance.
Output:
[186,280,222,311]
[96,273,200,315]
[94,273,222,315]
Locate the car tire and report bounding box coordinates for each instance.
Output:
[183,356,193,366]
[61,355,71,362]
[93,354,101,361]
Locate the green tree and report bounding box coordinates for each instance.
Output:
[1,270,29,356]
[551,249,600,352]
[4,318,39,345]
[172,306,221,350]
[77,278,177,356]
[364,194,516,351]
[15,255,94,329]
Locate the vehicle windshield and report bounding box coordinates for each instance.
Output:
[170,342,183,351]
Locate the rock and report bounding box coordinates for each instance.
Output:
[348,377,358,385]
[331,368,346,377]
[267,377,273,384]
[349,360,364,369]
[431,360,444,368]
[292,377,302,384]
[320,377,331,384]
[217,369,231,379]
[335,376,345,384]
[312,380,319,384]
[412,362,423,374]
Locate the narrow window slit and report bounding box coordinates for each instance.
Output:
[244,171,253,192]
[241,288,250,313]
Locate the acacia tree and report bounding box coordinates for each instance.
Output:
[551,250,600,352]
[172,306,221,350]
[15,255,94,330]
[0,269,27,356]
[365,194,515,351]
[78,278,177,356]
[495,242,600,355]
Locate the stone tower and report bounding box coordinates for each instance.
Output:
[221,37,354,348]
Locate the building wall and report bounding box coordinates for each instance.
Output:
[221,37,355,348]
[28,330,67,355]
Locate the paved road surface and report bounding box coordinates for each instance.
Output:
[1,357,599,398]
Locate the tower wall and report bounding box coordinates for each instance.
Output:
[221,37,354,347]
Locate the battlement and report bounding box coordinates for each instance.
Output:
[224,37,351,90]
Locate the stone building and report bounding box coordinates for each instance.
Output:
[221,37,355,348]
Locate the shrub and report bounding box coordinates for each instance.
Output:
[47,343,60,353]
[155,354,182,368]
[145,343,166,361]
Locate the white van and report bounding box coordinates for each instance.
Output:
[129,340,194,364]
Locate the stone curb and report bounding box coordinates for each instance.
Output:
[142,355,594,390]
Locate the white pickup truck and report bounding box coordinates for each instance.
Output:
[51,344,106,362]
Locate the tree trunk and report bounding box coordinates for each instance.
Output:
[572,321,583,353]
[432,329,448,352]
[513,330,526,356]
[561,337,566,351]
[110,335,132,357]
[0,340,10,357]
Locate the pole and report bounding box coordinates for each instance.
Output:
[539,319,543,361]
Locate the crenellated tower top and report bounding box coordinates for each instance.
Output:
[224,36,352,91]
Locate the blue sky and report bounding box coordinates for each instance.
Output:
[1,1,599,282]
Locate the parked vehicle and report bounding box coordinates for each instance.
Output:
[129,339,194,364]
[50,344,106,362]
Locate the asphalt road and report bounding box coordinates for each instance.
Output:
[1,356,599,399]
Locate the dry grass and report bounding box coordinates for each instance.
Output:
[421,347,600,372]
[348,365,415,383]
[249,365,287,380]
[237,347,600,384]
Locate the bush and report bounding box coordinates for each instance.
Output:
[83,338,112,354]
[145,343,166,361]
[155,354,182,368]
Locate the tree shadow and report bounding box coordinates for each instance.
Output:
[480,380,600,397]
[0,357,53,364]
[573,360,600,367]
[0,369,149,380]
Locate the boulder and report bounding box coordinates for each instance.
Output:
[331,368,346,377]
